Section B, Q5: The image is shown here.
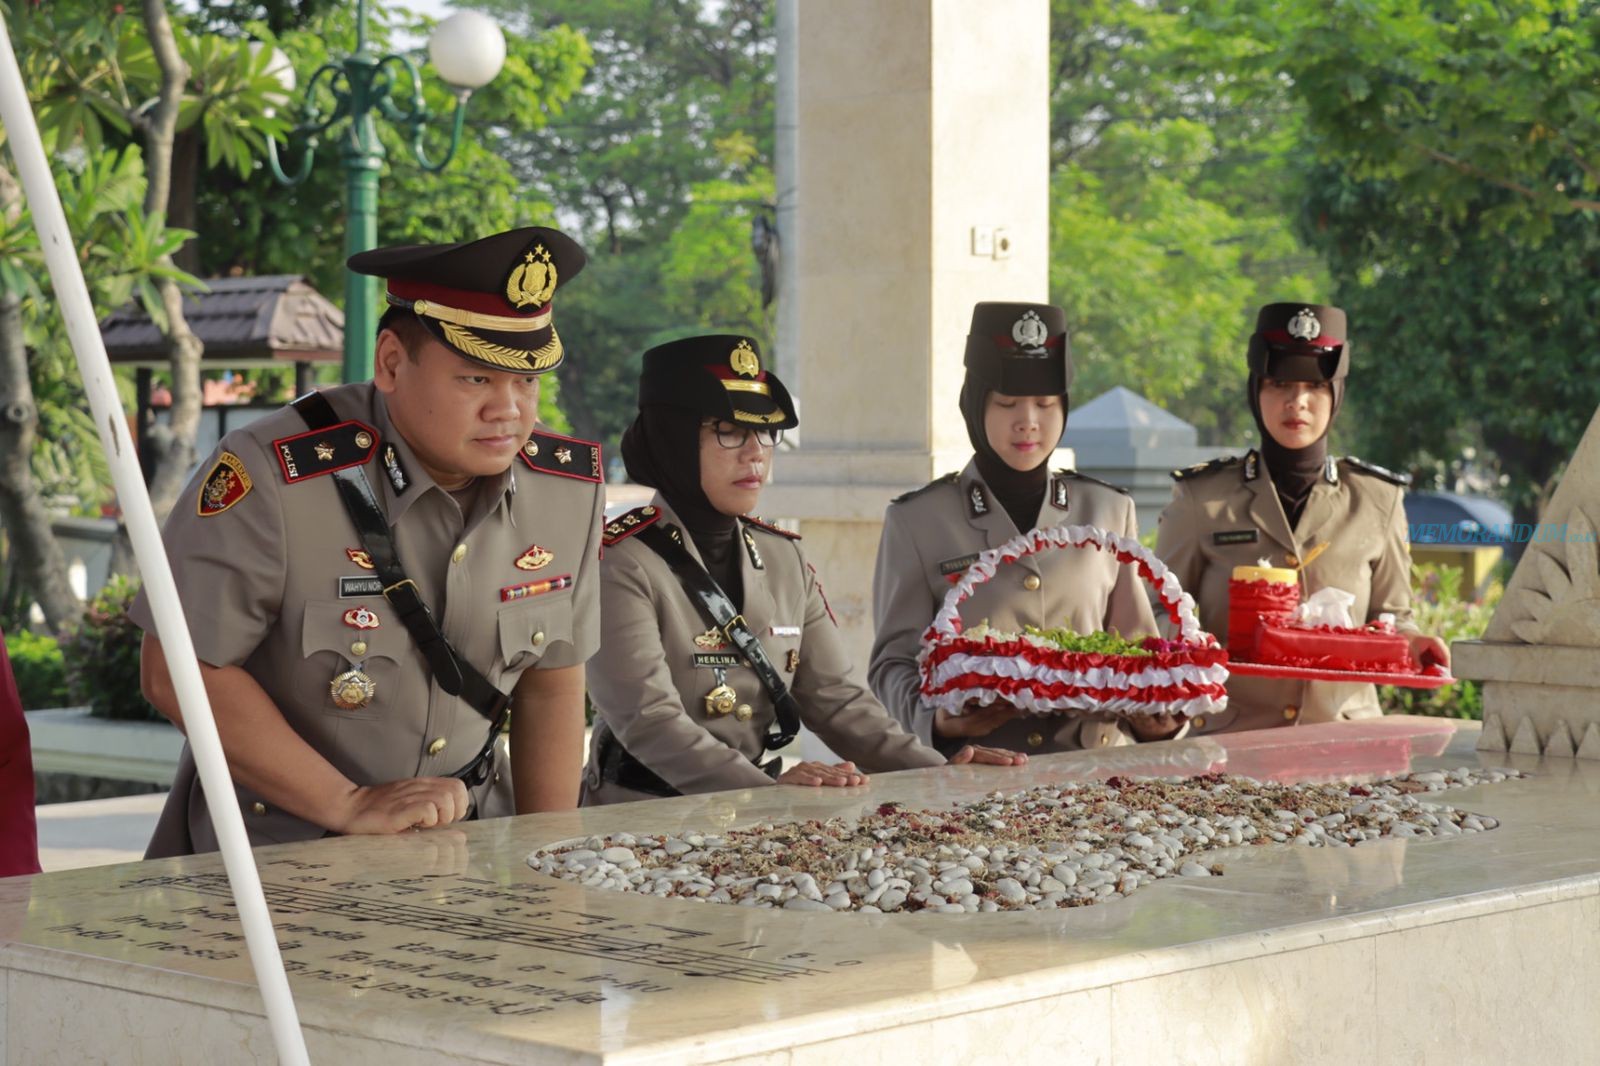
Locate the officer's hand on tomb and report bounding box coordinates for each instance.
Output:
[934,702,1020,739]
[333,776,471,835]
[947,744,1028,767]
[1407,634,1451,669]
[776,761,870,788]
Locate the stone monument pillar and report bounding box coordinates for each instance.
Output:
[763,0,1050,665]
[1453,404,1600,758]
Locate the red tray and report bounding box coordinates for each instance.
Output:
[1225,660,1455,689]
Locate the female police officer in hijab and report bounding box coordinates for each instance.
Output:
[1155,303,1449,735]
[869,302,1179,758]
[581,335,1023,805]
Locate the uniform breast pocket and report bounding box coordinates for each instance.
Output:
[497,596,574,677]
[301,599,408,720]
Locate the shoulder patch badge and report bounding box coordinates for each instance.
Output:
[742,514,801,540]
[891,471,959,505]
[602,505,661,547]
[272,421,379,483]
[1171,454,1244,482]
[197,451,252,516]
[520,429,602,483]
[1342,456,1412,486]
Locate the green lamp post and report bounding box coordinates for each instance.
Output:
[265,2,506,383]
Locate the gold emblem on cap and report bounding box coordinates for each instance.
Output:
[704,683,738,717]
[506,244,558,309]
[730,339,760,378]
[314,441,335,461]
[330,668,376,710]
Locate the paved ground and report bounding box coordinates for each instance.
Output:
[34,792,166,872]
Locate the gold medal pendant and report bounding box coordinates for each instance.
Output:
[704,683,738,717]
[330,668,376,710]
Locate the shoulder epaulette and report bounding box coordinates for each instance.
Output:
[1341,456,1412,486]
[1171,455,1243,482]
[519,428,602,483]
[1060,469,1131,495]
[602,505,662,547]
[272,420,380,483]
[741,514,801,540]
[891,471,959,504]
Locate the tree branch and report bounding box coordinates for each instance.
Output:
[1415,142,1600,213]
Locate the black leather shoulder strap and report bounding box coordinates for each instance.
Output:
[636,522,801,751]
[292,393,509,737]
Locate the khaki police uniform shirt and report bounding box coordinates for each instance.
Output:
[581,497,944,806]
[869,460,1160,756]
[131,382,606,855]
[1154,450,1417,734]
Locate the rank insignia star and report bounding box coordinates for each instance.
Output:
[314,441,336,461]
[554,446,573,465]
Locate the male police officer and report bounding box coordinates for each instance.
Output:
[134,227,605,856]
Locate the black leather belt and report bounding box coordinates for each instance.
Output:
[293,392,510,788]
[598,733,781,798]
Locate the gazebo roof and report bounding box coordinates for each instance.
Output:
[100,274,343,368]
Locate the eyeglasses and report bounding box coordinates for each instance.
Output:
[703,421,783,449]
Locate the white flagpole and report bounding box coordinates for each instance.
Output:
[0,15,310,1065]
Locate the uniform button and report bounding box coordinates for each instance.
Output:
[1023,574,1042,591]
[1284,553,1299,567]
[250,802,267,816]
[1026,732,1044,748]
[1283,705,1299,721]
[427,737,448,756]
[735,704,754,721]
[493,772,501,785]
[1097,733,1110,746]
[532,631,545,646]
[451,543,468,564]
[350,640,368,657]
[1192,716,1207,730]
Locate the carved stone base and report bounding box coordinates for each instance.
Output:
[1454,640,1600,759]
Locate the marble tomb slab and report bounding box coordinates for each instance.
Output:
[1,717,1597,1064]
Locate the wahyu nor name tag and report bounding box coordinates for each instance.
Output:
[1213,529,1259,546]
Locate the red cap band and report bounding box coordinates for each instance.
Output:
[1261,329,1342,349]
[388,279,549,319]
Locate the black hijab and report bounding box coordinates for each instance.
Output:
[961,380,1064,535]
[621,406,743,605]
[1248,375,1345,529]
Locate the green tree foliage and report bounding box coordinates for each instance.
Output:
[466,0,776,451]
[191,2,590,423]
[1207,0,1600,233]
[1299,169,1600,523]
[1050,0,1329,444]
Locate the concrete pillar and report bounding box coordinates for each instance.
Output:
[765,0,1050,667]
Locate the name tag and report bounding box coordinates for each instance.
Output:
[769,625,801,637]
[938,553,980,577]
[338,576,384,598]
[693,652,743,668]
[1213,530,1259,546]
